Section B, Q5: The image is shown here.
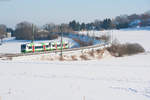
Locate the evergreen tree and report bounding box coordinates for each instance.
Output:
[69,20,81,31]
[101,18,112,29]
[80,23,86,30]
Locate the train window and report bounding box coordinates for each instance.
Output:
[57,44,61,47]
[21,44,26,49]
[46,45,49,48]
[35,46,43,49]
[52,44,55,47]
[28,46,32,49]
[65,44,68,46]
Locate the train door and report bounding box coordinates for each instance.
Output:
[43,45,46,51]
[32,45,35,52]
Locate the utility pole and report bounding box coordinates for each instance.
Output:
[111,30,113,44]
[60,26,63,58]
[92,26,95,45]
[31,24,34,43]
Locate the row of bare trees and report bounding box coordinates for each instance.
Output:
[13,21,73,40]
[0,24,7,44]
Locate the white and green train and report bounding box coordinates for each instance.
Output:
[21,41,69,53]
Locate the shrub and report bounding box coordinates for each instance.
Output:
[89,50,95,57]
[107,43,145,57]
[59,56,65,61]
[71,55,78,61]
[126,43,145,54]
[80,55,89,60]
[72,38,93,47]
[95,35,110,42]
[96,49,102,53]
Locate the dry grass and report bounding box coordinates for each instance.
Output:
[71,55,78,61]
[59,56,65,61]
[80,55,89,60]
[96,49,102,54]
[88,50,95,57]
[95,49,105,59]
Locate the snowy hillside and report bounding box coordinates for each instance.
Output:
[79,27,150,51]
[113,29,150,51]
[1,27,149,54]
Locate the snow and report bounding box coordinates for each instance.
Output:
[79,26,150,51]
[0,53,150,100]
[0,27,150,100]
[113,29,150,51]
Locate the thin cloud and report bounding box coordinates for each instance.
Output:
[0,0,11,2]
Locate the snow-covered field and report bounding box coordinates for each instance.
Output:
[0,27,150,100]
[0,53,150,100]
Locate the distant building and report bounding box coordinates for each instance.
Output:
[6,32,11,38]
[38,29,49,33]
[129,19,141,27]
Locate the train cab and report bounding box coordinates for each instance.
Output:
[21,44,27,53]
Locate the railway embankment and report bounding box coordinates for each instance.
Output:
[0,43,112,61]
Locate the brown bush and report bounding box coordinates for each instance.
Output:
[126,43,145,54]
[89,50,95,57]
[72,38,93,47]
[71,55,78,61]
[80,55,89,60]
[59,56,65,61]
[95,35,110,42]
[96,49,102,53]
[107,43,145,57]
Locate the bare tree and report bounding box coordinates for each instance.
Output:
[114,15,129,24]
[43,23,56,32]
[0,24,7,45]
[14,21,36,40]
[144,10,150,16]
[60,24,73,33]
[128,14,140,22]
[43,23,73,34]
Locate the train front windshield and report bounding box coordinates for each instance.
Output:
[21,44,26,50]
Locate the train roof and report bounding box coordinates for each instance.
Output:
[21,41,68,46]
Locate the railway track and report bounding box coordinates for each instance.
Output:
[0,43,111,59]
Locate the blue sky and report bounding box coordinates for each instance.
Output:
[0,0,150,28]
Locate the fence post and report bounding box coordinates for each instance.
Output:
[83,96,85,100]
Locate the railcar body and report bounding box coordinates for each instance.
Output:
[21,41,69,53]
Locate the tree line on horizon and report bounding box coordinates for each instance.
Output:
[69,11,150,31]
[0,11,150,41]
